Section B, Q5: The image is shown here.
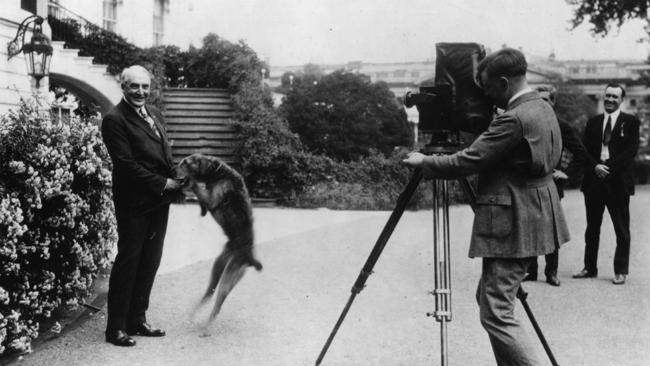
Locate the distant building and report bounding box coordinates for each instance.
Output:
[532,56,650,116]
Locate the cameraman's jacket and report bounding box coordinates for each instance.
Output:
[420,91,571,258]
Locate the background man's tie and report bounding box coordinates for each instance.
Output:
[603,115,612,145]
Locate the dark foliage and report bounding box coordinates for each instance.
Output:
[280,70,413,161]
[566,0,650,37]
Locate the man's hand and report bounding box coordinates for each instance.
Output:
[402,152,426,167]
[164,178,184,192]
[552,169,568,181]
[594,164,609,179]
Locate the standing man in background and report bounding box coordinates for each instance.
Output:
[524,85,590,287]
[101,65,183,347]
[403,48,569,365]
[573,84,640,285]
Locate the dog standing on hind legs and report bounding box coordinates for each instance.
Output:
[174,153,262,333]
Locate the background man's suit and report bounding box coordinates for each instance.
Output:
[419,92,570,364]
[101,100,178,332]
[581,111,639,276]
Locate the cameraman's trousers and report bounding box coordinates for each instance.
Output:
[477,258,541,366]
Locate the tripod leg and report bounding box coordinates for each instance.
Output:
[427,179,452,366]
[516,287,560,366]
[315,169,423,366]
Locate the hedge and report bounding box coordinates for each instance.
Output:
[0,100,116,354]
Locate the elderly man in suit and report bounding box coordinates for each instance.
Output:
[101,65,183,347]
[573,84,640,285]
[404,48,569,365]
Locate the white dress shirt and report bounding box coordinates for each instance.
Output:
[600,109,620,162]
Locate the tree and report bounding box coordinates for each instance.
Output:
[554,83,597,135]
[182,33,268,91]
[280,70,413,161]
[566,0,650,37]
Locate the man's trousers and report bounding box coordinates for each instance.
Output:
[106,204,170,332]
[477,258,541,366]
[526,249,558,277]
[583,183,631,275]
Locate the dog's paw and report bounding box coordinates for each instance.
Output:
[199,326,212,338]
[251,259,263,271]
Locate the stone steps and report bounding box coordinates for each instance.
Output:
[49,41,121,104]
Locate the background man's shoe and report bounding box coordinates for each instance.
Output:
[546,275,560,286]
[572,269,597,278]
[523,272,537,282]
[127,322,166,337]
[612,274,627,285]
[105,330,136,347]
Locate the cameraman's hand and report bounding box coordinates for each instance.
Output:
[164,178,184,192]
[594,164,609,179]
[402,152,426,167]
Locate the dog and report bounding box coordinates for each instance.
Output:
[174,153,262,331]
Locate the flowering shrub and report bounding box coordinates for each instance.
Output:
[0,100,116,355]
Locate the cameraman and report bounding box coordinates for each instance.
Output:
[403,48,570,365]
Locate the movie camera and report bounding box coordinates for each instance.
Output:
[404,42,493,147]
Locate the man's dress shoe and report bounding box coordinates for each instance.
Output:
[545,274,561,287]
[572,269,597,279]
[522,272,537,282]
[612,274,627,285]
[127,322,166,337]
[105,329,136,347]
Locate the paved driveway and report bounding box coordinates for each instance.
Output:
[13,187,650,365]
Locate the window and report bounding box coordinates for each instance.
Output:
[411,71,420,78]
[21,0,37,14]
[103,0,117,32]
[153,0,165,46]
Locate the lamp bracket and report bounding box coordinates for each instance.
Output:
[7,15,44,60]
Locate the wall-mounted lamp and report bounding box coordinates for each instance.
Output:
[7,15,53,88]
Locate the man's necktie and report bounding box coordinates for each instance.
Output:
[603,115,612,145]
[139,108,160,138]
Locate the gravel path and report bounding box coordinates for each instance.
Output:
[12,187,650,365]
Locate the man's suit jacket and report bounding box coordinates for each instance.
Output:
[581,111,640,196]
[420,92,570,258]
[555,118,592,198]
[101,100,176,214]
